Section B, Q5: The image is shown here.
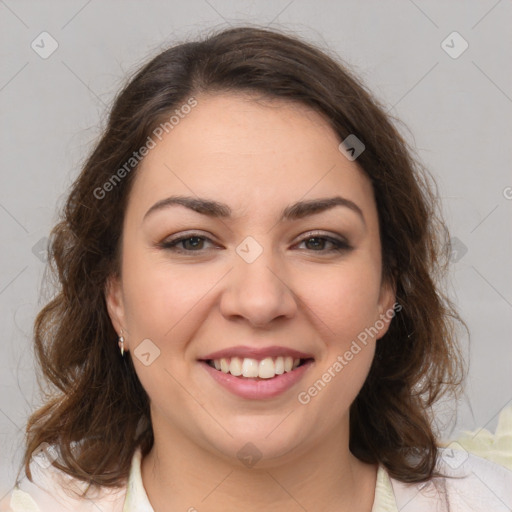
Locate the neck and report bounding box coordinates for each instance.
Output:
[141,411,377,512]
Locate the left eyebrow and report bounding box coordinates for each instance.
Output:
[281,196,365,225]
[143,195,365,226]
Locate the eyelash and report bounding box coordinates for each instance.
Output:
[158,232,352,255]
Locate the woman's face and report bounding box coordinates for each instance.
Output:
[106,92,395,465]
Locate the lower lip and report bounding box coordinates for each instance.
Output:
[199,360,314,400]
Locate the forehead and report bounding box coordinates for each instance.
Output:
[127,92,375,221]
[163,92,341,165]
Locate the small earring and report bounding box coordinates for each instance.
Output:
[118,330,125,357]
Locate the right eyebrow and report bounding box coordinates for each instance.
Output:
[143,196,231,222]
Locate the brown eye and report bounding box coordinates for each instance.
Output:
[304,237,328,250]
[180,236,206,250]
[159,234,215,253]
[297,234,352,253]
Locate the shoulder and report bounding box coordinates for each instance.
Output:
[389,449,512,512]
[0,451,127,512]
[389,405,512,512]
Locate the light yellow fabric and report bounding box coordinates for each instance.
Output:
[454,404,512,471]
[371,466,398,512]
[8,490,39,512]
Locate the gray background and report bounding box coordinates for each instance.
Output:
[1,0,511,496]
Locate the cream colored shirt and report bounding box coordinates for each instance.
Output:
[2,405,512,511]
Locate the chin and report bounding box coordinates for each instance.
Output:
[199,421,311,469]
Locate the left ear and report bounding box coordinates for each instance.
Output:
[375,277,397,340]
[104,273,129,350]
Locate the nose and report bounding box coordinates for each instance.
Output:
[219,248,297,328]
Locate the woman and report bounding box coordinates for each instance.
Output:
[2,26,511,511]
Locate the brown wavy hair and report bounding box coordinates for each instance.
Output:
[20,25,466,492]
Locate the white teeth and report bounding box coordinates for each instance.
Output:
[274,356,284,375]
[220,358,229,373]
[210,356,304,378]
[241,358,259,377]
[229,356,242,376]
[258,357,276,379]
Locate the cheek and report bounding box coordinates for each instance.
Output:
[296,266,380,417]
[122,251,221,344]
[300,259,383,410]
[299,257,383,341]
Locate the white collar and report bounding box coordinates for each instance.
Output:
[123,447,154,512]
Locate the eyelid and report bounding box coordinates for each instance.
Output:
[161,230,214,240]
[158,231,219,248]
[295,230,350,245]
[293,232,352,253]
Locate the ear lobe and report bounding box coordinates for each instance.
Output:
[379,278,396,313]
[376,278,397,340]
[104,274,126,336]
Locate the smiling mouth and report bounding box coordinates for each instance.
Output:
[203,356,314,380]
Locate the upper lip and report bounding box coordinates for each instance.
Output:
[199,345,314,361]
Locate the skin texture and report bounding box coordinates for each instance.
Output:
[105,92,396,512]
